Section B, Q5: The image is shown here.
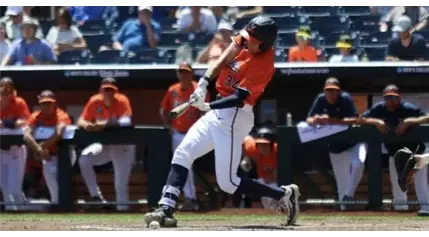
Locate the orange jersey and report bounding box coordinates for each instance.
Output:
[215,35,275,106]
[243,136,277,179]
[0,96,30,121]
[80,92,132,122]
[161,82,209,133]
[28,108,72,153]
[288,45,318,62]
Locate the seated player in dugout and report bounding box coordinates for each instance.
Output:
[288,25,318,62]
[356,85,429,213]
[24,90,75,205]
[0,77,30,211]
[160,62,210,211]
[306,77,366,210]
[77,77,136,211]
[242,126,279,210]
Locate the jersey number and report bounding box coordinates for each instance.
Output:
[225,75,239,89]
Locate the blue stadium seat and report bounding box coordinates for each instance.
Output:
[338,6,371,16]
[39,20,53,37]
[193,33,214,47]
[84,34,114,54]
[116,6,138,26]
[159,32,200,47]
[324,47,338,58]
[363,47,386,61]
[309,15,351,28]
[93,50,129,64]
[274,16,308,32]
[416,30,429,40]
[263,6,298,17]
[57,50,92,65]
[299,6,339,16]
[78,20,110,35]
[362,31,391,46]
[274,48,287,62]
[321,31,360,47]
[315,24,351,38]
[160,18,178,32]
[277,32,297,48]
[233,17,253,30]
[129,48,175,64]
[350,15,381,35]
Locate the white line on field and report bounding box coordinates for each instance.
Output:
[76,225,140,231]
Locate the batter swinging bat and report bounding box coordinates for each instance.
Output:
[169,97,197,119]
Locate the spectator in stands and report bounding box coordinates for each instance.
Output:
[380,6,428,32]
[0,22,11,64]
[46,8,87,55]
[288,26,318,62]
[177,7,217,34]
[67,6,118,26]
[109,6,160,53]
[1,19,56,66]
[209,6,227,23]
[23,6,33,17]
[196,21,233,65]
[358,85,429,212]
[329,34,359,63]
[306,78,365,211]
[386,16,429,61]
[0,6,43,40]
[226,6,264,20]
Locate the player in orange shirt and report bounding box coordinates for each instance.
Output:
[0,77,30,211]
[242,127,279,210]
[160,62,209,211]
[24,90,73,205]
[288,26,318,62]
[145,16,300,228]
[77,77,135,211]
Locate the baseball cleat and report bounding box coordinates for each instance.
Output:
[280,184,300,226]
[144,207,177,228]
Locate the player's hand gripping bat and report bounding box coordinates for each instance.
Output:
[168,97,197,119]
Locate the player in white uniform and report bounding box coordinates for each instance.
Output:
[77,78,135,211]
[144,16,300,228]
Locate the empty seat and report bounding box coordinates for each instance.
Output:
[263,6,298,16]
[274,48,287,62]
[299,6,339,16]
[339,6,371,16]
[274,16,308,31]
[159,32,196,47]
[315,24,351,38]
[85,34,114,54]
[233,17,254,30]
[116,6,138,26]
[309,15,351,28]
[129,48,175,64]
[321,31,360,47]
[362,31,391,46]
[78,20,109,35]
[363,47,386,61]
[57,50,91,65]
[160,18,178,32]
[350,15,381,35]
[416,30,429,40]
[39,20,53,37]
[193,33,214,47]
[278,32,297,47]
[93,50,129,64]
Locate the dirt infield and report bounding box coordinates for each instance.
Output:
[1,209,428,231]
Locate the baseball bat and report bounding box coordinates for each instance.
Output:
[169,98,197,119]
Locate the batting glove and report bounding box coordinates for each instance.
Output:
[190,93,210,112]
[193,77,209,99]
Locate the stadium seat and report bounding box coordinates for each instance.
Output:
[361,31,391,46]
[309,15,351,28]
[299,6,339,16]
[159,32,196,47]
[274,48,287,62]
[160,18,178,32]
[321,31,360,47]
[263,6,298,17]
[129,48,175,64]
[78,20,110,35]
[233,17,254,30]
[116,6,138,26]
[93,50,129,64]
[350,15,381,35]
[85,34,114,54]
[39,20,53,37]
[277,32,297,48]
[274,16,308,32]
[315,25,351,38]
[193,33,214,47]
[338,6,371,16]
[363,47,386,61]
[57,50,92,65]
[416,30,429,40]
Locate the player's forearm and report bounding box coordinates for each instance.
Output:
[77,118,92,128]
[412,20,427,32]
[41,124,66,149]
[23,126,42,152]
[328,117,359,125]
[356,117,381,125]
[404,115,429,125]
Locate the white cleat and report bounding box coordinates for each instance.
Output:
[280,184,300,226]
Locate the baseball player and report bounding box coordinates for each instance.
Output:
[77,78,135,211]
[0,77,30,211]
[306,78,366,210]
[145,16,300,228]
[160,62,209,211]
[358,85,429,212]
[242,127,279,210]
[24,90,73,205]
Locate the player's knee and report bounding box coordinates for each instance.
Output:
[78,155,90,167]
[351,159,364,169]
[216,176,239,194]
[171,147,192,170]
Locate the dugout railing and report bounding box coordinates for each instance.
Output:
[278,124,429,210]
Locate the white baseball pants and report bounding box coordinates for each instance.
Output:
[329,143,366,199]
[0,146,27,211]
[42,148,76,204]
[172,131,196,200]
[78,143,135,211]
[389,156,429,211]
[257,178,279,210]
[172,105,254,195]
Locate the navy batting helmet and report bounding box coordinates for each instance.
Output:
[254,127,277,143]
[240,16,278,53]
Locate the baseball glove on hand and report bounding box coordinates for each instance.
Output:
[394,147,417,192]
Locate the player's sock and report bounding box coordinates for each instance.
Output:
[158,164,189,212]
[236,178,285,201]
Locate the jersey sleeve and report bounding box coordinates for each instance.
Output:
[80,99,96,121]
[160,90,172,112]
[16,99,30,120]
[362,104,381,118]
[118,95,132,117]
[59,111,72,125]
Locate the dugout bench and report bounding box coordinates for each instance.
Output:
[278,125,429,210]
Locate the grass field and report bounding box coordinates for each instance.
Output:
[1,210,428,231]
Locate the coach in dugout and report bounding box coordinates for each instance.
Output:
[306,77,366,211]
[357,84,429,214]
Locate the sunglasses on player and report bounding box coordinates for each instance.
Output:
[384,95,400,101]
